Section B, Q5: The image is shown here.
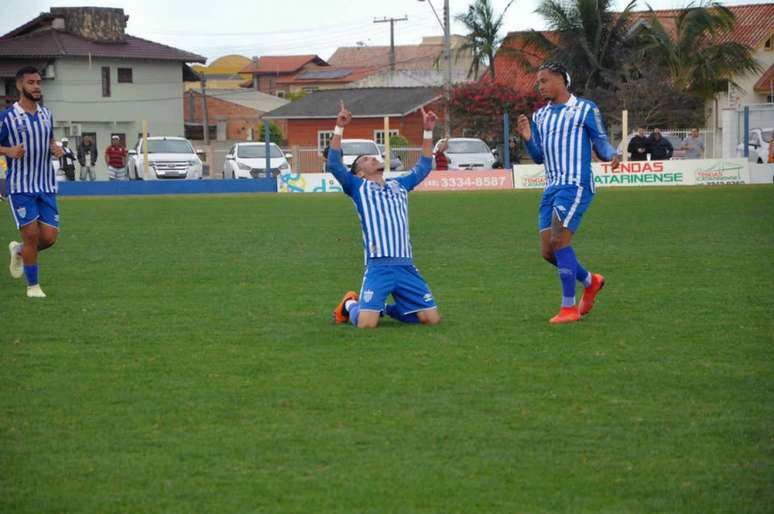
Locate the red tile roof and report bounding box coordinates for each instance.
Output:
[328,44,442,70]
[239,55,327,75]
[754,63,774,93]
[276,66,377,85]
[630,3,774,49]
[0,28,205,62]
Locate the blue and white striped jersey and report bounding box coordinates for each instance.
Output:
[525,95,617,190]
[0,102,56,194]
[327,148,432,264]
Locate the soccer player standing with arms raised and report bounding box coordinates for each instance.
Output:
[517,62,620,323]
[330,100,441,329]
[1,66,64,298]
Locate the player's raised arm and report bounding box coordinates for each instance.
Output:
[518,114,544,164]
[326,100,357,194]
[398,107,437,191]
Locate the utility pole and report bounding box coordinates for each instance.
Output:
[374,16,408,72]
[443,0,451,138]
[200,77,210,145]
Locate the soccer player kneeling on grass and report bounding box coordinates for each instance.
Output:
[330,100,441,329]
[516,62,620,324]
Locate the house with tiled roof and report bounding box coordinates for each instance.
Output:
[239,55,378,97]
[264,87,445,171]
[329,36,476,77]
[0,6,205,179]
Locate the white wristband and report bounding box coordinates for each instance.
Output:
[423,130,433,140]
[334,125,344,136]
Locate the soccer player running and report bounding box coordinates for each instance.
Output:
[516,62,620,323]
[1,66,64,298]
[330,100,441,328]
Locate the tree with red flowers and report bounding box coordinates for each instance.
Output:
[449,81,540,140]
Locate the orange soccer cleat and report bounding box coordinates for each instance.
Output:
[333,291,359,324]
[579,273,605,316]
[549,306,581,324]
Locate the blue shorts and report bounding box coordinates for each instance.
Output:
[538,184,594,233]
[8,192,59,230]
[359,264,437,314]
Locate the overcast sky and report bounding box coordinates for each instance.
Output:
[3,0,769,63]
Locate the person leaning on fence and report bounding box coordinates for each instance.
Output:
[681,128,704,159]
[628,126,649,161]
[59,138,76,181]
[647,128,673,160]
[105,135,128,180]
[768,135,774,164]
[434,139,449,170]
[77,135,97,180]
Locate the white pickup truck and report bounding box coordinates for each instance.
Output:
[128,136,203,179]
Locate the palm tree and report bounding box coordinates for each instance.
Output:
[521,0,638,93]
[455,0,516,80]
[639,1,760,99]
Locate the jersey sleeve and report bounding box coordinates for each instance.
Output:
[326,148,360,196]
[583,102,617,162]
[396,155,433,191]
[524,115,544,164]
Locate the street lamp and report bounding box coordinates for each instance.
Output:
[418,0,451,137]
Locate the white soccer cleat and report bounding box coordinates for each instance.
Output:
[26,284,47,298]
[8,241,23,279]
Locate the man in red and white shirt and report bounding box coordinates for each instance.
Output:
[104,135,127,180]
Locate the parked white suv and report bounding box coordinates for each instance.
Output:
[128,136,203,180]
[434,138,496,169]
[224,142,291,179]
[341,139,384,170]
[736,128,772,163]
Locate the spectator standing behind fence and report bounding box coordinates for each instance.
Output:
[59,138,76,181]
[77,135,97,180]
[509,137,521,165]
[627,126,649,161]
[105,135,128,180]
[648,128,673,160]
[681,128,704,159]
[434,139,449,170]
[768,135,774,163]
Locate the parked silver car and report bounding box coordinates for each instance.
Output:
[433,138,496,169]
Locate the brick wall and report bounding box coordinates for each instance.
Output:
[184,91,287,141]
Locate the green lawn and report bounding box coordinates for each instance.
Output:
[1,186,772,513]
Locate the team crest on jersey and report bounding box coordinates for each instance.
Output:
[16,207,27,218]
[388,181,402,193]
[363,290,374,303]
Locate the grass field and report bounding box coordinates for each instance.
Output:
[1,186,772,513]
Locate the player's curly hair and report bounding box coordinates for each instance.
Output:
[538,61,571,88]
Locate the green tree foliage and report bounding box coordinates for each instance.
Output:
[455,0,516,80]
[257,121,283,145]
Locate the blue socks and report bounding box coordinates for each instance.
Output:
[348,303,361,327]
[23,264,39,286]
[347,302,420,326]
[554,246,578,308]
[385,304,420,324]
